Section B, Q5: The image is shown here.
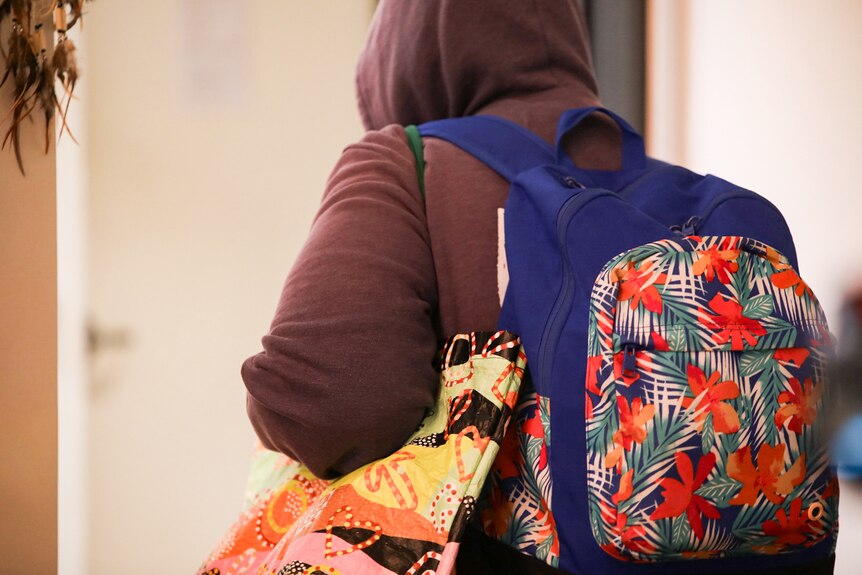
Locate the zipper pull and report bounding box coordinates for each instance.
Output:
[681,215,701,236]
[622,344,638,379]
[561,175,584,189]
[670,216,702,237]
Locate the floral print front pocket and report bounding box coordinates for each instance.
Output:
[585,236,838,562]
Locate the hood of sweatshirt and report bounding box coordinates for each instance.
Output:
[355,0,602,142]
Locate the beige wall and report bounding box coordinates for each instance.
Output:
[649,0,862,322]
[82,2,373,572]
[0,21,58,575]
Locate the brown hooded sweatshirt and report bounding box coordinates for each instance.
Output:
[242,0,620,480]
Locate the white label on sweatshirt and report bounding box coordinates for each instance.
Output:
[498,208,509,306]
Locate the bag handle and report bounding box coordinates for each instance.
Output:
[554,106,646,172]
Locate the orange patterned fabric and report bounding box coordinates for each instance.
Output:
[200,332,525,575]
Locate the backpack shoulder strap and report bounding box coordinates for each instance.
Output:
[418,115,555,182]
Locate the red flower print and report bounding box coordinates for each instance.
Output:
[604,396,656,471]
[775,378,822,433]
[823,476,840,500]
[601,478,655,559]
[493,423,521,480]
[614,260,668,314]
[771,269,814,299]
[649,451,720,540]
[523,413,548,471]
[586,355,603,395]
[612,469,634,505]
[681,365,741,434]
[585,356,604,420]
[700,294,767,350]
[650,331,670,351]
[762,497,816,547]
[599,541,628,561]
[598,309,615,333]
[600,506,656,558]
[692,242,740,284]
[726,444,806,506]
[773,348,810,367]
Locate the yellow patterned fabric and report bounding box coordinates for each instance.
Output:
[199,331,525,575]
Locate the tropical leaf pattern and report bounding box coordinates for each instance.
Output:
[480,371,559,567]
[586,236,838,562]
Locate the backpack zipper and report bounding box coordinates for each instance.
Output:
[537,190,614,393]
[671,189,786,237]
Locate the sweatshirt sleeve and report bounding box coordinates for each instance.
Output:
[242,124,440,479]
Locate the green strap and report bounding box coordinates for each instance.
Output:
[404,125,426,201]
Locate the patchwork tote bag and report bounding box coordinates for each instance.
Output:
[199,331,526,575]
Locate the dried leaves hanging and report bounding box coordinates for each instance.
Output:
[0,0,86,174]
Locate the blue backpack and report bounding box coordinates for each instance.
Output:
[417,108,838,574]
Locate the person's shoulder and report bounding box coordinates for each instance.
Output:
[323,124,423,208]
[341,124,413,161]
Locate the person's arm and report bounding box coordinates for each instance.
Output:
[242,125,439,479]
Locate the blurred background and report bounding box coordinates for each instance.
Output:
[1,0,861,573]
